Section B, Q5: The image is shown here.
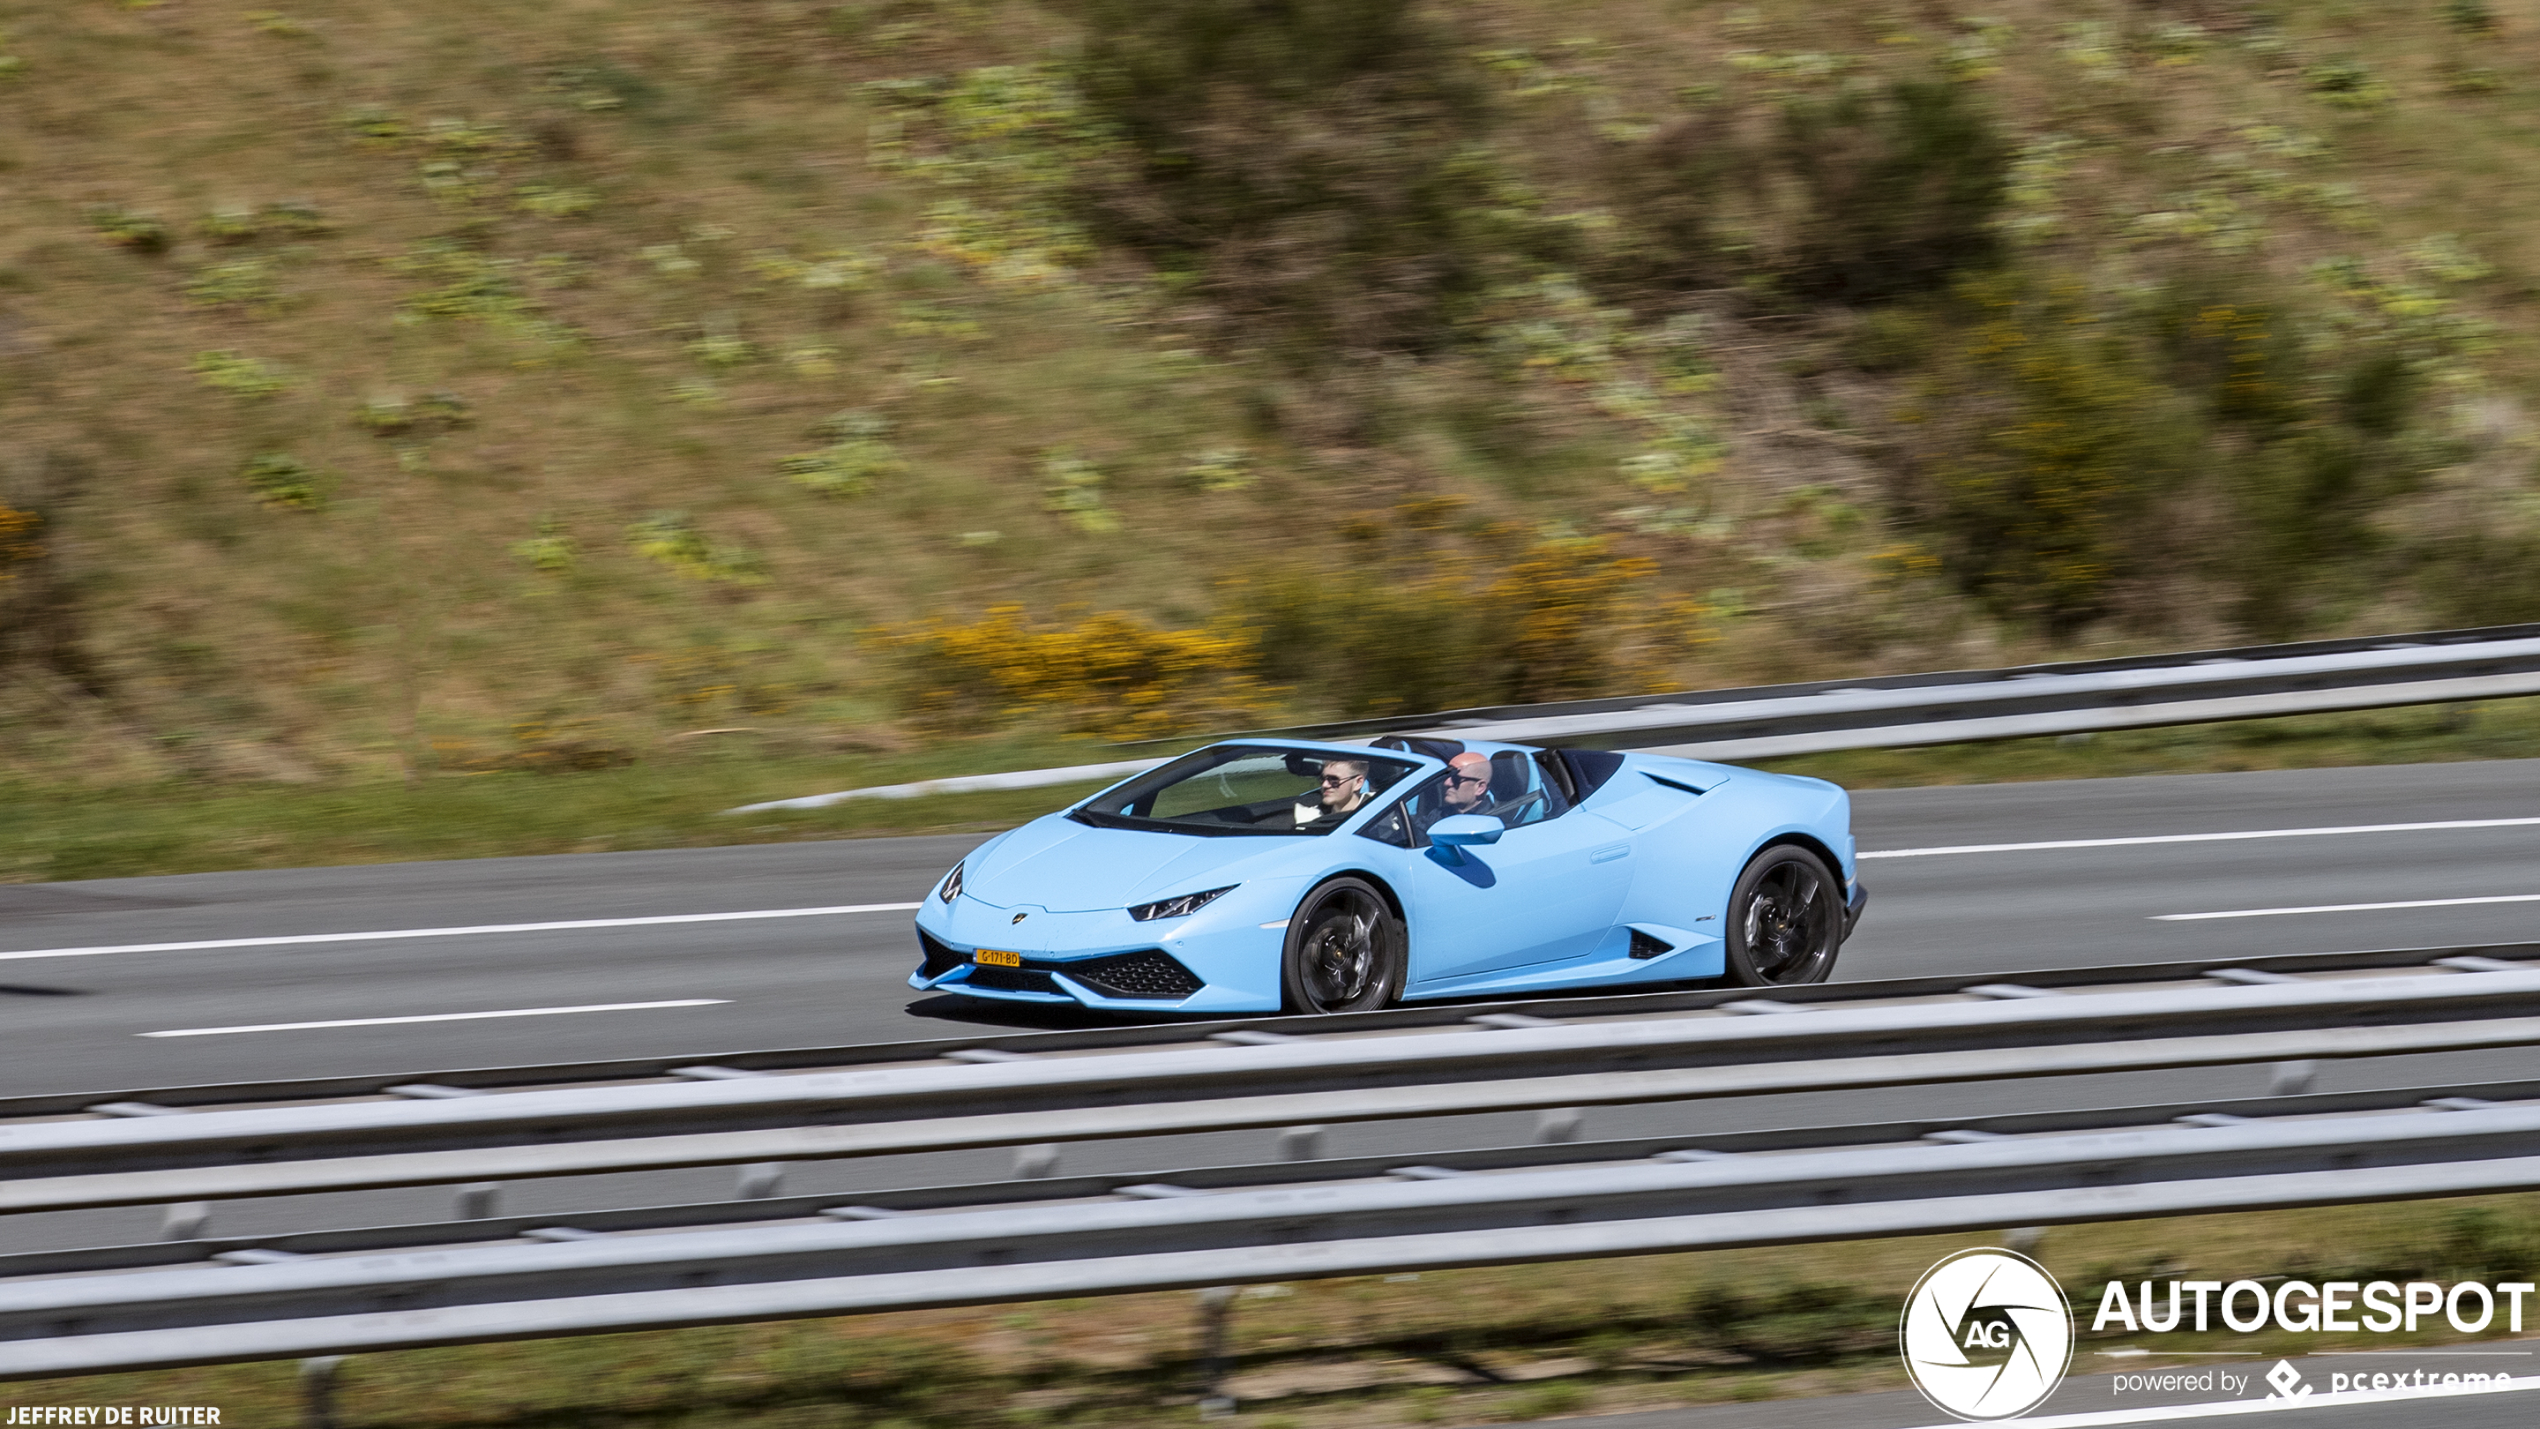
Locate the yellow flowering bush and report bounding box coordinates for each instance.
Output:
[0,504,39,581]
[890,607,1259,739]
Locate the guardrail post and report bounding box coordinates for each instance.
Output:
[1276,1126,1327,1161]
[159,1202,208,1241]
[300,1355,344,1429]
[455,1183,501,1220]
[2269,1060,2318,1096]
[1195,1285,1237,1417]
[1535,1108,1584,1144]
[1014,1144,1060,1179]
[737,1163,786,1199]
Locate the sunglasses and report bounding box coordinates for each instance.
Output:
[1445,773,1487,786]
[1319,772,1362,786]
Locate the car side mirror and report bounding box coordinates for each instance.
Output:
[1426,814,1504,866]
[1430,815,1505,846]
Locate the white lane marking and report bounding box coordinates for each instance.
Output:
[2156,893,2540,921]
[1896,1372,2538,1427]
[139,999,728,1038]
[1862,816,2540,860]
[0,903,925,963]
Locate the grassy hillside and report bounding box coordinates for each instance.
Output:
[5,0,2540,799]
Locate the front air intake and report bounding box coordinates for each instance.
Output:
[1062,949,1205,1000]
[916,930,967,979]
[961,965,1063,995]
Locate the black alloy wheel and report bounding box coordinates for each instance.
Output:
[1280,876,1406,1014]
[1723,845,1843,987]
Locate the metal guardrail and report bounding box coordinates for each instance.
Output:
[14,959,2540,1218]
[24,1106,2540,1330]
[7,964,2540,1211]
[8,950,2540,1378]
[16,1073,2539,1279]
[10,942,2531,1122]
[17,1163,2540,1379]
[8,1103,2540,1378]
[733,620,2540,807]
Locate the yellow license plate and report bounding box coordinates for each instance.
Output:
[972,948,1022,968]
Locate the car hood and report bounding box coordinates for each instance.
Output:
[960,815,1307,912]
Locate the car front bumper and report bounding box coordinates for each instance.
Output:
[907,896,1288,1013]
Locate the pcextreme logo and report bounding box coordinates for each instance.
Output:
[1901,1248,2076,1421]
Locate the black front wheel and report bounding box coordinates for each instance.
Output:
[1281,876,1406,1014]
[1723,845,1843,987]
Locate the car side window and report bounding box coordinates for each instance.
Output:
[1387,771,1458,849]
[1356,801,1414,848]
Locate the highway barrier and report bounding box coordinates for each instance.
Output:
[6,945,2537,1379]
[732,620,2540,809]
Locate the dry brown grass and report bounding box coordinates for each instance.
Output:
[5,1,2540,790]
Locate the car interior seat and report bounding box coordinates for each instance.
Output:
[1486,752,1549,826]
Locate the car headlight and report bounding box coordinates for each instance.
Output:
[1129,885,1236,922]
[937,862,964,905]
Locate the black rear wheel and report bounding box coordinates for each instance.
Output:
[1281,877,1405,1014]
[1724,846,1843,987]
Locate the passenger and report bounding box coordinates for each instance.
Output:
[1294,758,1373,828]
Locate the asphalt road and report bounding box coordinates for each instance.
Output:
[4,757,2539,1255]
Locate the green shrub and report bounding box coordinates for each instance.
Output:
[1909,261,2447,640]
[1599,106,1736,295]
[1075,0,1510,360]
[513,183,597,218]
[1239,531,1655,713]
[2446,0,2499,35]
[394,241,571,348]
[1040,449,1115,533]
[198,206,263,244]
[240,453,325,509]
[89,206,170,253]
[186,258,280,308]
[1776,74,2011,303]
[627,512,763,585]
[353,391,471,435]
[781,410,906,498]
[190,351,291,400]
[2305,57,2391,111]
[1909,271,2188,633]
[511,517,576,575]
[1184,447,1252,491]
[263,198,332,235]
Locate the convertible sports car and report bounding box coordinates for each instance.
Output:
[909,736,1863,1014]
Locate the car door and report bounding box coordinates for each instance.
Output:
[1396,754,1635,984]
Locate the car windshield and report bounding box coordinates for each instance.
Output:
[1072,745,1421,837]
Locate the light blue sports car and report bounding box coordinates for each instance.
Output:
[909,736,1864,1014]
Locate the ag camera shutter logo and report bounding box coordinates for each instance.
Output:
[1901,1248,2075,1421]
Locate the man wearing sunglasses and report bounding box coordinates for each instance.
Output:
[1293,758,1374,829]
[1437,752,1493,816]
[1406,750,1496,840]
